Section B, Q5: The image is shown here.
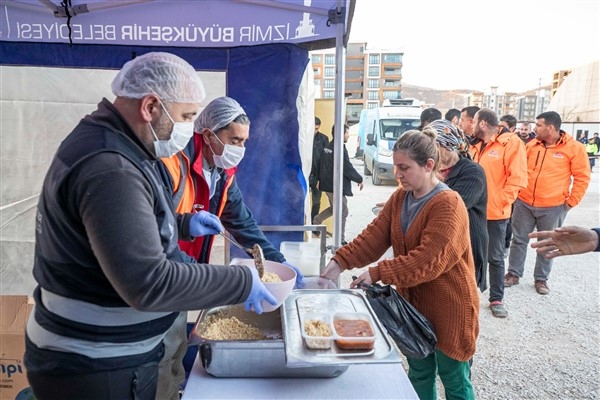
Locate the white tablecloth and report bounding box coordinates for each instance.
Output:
[182,355,418,400]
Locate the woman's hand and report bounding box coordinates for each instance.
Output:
[350,270,373,289]
[321,259,342,282]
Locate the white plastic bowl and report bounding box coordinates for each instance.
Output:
[231,259,296,312]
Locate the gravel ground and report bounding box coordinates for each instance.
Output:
[332,158,600,400]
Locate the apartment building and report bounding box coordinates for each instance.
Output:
[311,42,404,124]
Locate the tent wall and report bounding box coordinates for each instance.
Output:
[1,42,310,294]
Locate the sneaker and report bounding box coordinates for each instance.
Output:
[489,301,508,318]
[535,280,550,295]
[504,272,520,287]
[312,231,320,238]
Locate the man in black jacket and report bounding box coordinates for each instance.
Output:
[313,124,364,244]
[309,117,330,236]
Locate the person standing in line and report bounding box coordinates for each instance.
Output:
[427,119,488,292]
[418,107,442,130]
[444,108,462,128]
[586,132,599,171]
[309,117,330,236]
[24,52,276,400]
[321,129,479,400]
[499,114,518,257]
[313,124,364,245]
[517,121,536,144]
[529,226,600,258]
[576,131,588,145]
[471,108,527,318]
[158,96,304,400]
[499,114,517,133]
[459,106,481,147]
[504,111,590,295]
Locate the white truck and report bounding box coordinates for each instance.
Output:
[360,100,423,185]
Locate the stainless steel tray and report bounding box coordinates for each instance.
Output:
[282,289,401,367]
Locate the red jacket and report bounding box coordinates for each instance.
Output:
[518,131,591,208]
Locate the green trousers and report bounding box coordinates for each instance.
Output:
[406,349,475,400]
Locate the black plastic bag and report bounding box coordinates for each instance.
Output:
[361,282,437,359]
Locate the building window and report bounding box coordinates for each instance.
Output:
[311,54,321,64]
[324,79,335,89]
[368,66,379,77]
[368,91,379,100]
[369,54,380,64]
[367,102,379,109]
[383,91,401,99]
[383,54,402,63]
[314,79,320,87]
[325,54,335,65]
[368,79,379,88]
[313,67,321,76]
[324,91,335,99]
[324,66,335,77]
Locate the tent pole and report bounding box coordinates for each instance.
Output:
[331,0,346,253]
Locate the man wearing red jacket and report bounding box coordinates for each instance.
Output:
[504,111,591,295]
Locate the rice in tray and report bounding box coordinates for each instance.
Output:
[202,315,265,340]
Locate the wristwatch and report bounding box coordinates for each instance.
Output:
[592,228,600,252]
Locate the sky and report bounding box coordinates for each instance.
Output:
[348,0,600,93]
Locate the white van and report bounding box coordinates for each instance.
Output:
[361,102,422,185]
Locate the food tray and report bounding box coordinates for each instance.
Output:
[300,312,376,354]
[282,289,401,367]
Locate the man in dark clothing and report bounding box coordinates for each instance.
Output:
[310,117,330,236]
[24,52,276,400]
[418,107,442,130]
[313,124,364,244]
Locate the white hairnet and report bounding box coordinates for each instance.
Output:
[195,96,247,132]
[111,52,205,103]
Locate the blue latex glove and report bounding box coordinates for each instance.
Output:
[283,261,305,289]
[243,267,277,314]
[189,211,224,237]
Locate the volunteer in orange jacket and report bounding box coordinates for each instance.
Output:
[471,108,527,318]
[504,111,591,295]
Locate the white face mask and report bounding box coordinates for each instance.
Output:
[149,102,194,158]
[210,133,245,169]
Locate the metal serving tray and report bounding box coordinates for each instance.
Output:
[188,277,349,378]
[282,289,401,368]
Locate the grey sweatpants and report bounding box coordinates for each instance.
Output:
[508,199,568,281]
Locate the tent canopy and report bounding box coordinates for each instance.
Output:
[0,0,354,294]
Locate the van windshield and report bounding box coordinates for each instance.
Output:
[379,119,420,140]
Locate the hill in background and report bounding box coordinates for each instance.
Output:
[401,84,474,112]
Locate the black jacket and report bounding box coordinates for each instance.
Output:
[309,131,330,188]
[444,156,488,292]
[316,140,363,196]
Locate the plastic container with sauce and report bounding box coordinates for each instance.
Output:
[333,312,376,350]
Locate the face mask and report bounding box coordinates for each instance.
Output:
[149,102,194,158]
[210,133,246,169]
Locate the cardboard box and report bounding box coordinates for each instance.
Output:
[1,295,35,400]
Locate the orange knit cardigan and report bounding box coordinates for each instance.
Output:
[333,188,480,361]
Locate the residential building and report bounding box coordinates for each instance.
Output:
[311,42,404,124]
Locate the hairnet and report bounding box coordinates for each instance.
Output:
[427,119,471,158]
[111,52,205,103]
[195,96,247,132]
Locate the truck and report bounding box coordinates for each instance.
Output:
[360,99,423,185]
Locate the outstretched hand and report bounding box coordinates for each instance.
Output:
[529,226,598,259]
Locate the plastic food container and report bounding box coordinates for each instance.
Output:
[333,312,376,350]
[299,311,376,352]
[300,312,333,349]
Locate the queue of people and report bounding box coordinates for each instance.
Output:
[23,49,596,400]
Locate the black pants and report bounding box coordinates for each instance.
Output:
[311,187,322,224]
[28,361,159,400]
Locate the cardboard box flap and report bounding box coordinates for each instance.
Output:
[0,295,34,334]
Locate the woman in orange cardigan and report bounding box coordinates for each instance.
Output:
[322,129,479,400]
